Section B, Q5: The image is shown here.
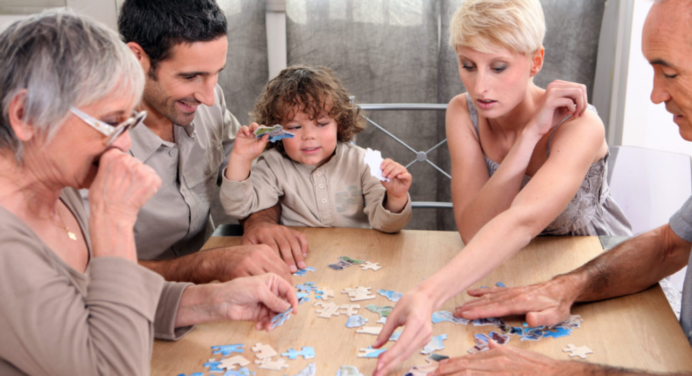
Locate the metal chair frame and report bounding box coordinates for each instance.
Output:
[357,103,452,209]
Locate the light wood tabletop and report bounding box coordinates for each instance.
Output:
[152,228,692,375]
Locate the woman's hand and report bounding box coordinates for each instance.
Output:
[89,148,161,225]
[529,80,589,138]
[432,340,565,376]
[380,159,412,213]
[372,287,437,376]
[212,273,299,331]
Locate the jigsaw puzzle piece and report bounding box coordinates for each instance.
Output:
[222,368,254,376]
[282,346,315,360]
[421,334,448,355]
[204,358,225,373]
[357,346,387,358]
[360,261,382,271]
[292,363,316,376]
[432,310,469,325]
[335,365,365,376]
[251,343,277,359]
[270,307,293,329]
[314,301,341,318]
[211,344,244,356]
[376,289,403,302]
[255,357,289,370]
[219,355,250,370]
[345,315,369,328]
[340,304,360,316]
[177,373,203,376]
[563,344,593,359]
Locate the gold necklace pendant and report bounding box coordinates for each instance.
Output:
[67,231,77,241]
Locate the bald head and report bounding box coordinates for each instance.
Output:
[642,0,692,140]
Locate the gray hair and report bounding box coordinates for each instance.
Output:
[0,9,145,161]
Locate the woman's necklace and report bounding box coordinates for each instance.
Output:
[0,172,77,241]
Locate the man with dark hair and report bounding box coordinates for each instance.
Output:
[111,0,308,283]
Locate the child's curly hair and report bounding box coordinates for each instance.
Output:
[252,65,365,154]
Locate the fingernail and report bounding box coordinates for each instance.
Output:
[290,266,297,273]
[299,261,306,269]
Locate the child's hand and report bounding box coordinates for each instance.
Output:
[380,159,411,213]
[232,123,271,163]
[225,123,270,182]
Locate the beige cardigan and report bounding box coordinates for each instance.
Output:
[0,188,192,375]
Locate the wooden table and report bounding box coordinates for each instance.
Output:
[152,228,692,375]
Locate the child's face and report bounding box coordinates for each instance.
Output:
[282,109,338,167]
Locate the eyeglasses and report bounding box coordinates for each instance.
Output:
[70,106,147,146]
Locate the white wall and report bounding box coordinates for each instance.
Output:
[620,0,692,156]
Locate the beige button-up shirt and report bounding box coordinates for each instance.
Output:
[220,143,412,233]
[130,85,240,260]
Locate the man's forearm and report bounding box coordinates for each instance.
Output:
[559,224,690,303]
[241,204,281,230]
[566,361,689,376]
[139,252,217,284]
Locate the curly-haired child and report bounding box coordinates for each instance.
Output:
[220,65,412,233]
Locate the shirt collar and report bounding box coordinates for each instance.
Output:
[128,123,166,162]
[292,143,342,174]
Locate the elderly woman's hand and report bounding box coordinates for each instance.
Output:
[174,273,299,329]
[88,148,161,260]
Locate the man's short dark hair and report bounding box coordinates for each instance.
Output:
[118,0,227,74]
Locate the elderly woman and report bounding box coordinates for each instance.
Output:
[0,10,297,376]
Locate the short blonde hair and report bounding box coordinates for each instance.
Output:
[449,0,546,55]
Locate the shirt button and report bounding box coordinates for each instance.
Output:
[169,150,175,157]
[316,172,322,176]
[321,198,327,203]
[205,168,212,175]
[319,184,324,188]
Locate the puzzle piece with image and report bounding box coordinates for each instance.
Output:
[377,289,403,302]
[254,124,295,143]
[212,344,244,356]
[403,359,438,376]
[336,365,365,376]
[388,328,403,342]
[421,334,448,355]
[204,358,225,373]
[222,367,254,376]
[342,286,376,301]
[297,292,310,304]
[346,315,369,328]
[360,261,382,271]
[432,310,469,325]
[292,363,316,376]
[365,304,393,324]
[296,282,319,293]
[293,266,316,276]
[251,343,277,359]
[563,344,593,359]
[177,373,203,376]
[357,346,387,358]
[270,307,293,329]
[314,301,341,318]
[282,347,315,360]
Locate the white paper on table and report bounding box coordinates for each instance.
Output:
[364,148,390,182]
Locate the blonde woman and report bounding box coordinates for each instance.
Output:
[372,1,630,374]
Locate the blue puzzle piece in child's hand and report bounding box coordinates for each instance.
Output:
[211,344,244,356]
[282,346,315,359]
[268,133,294,143]
[204,358,225,373]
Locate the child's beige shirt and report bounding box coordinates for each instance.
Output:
[220,143,411,233]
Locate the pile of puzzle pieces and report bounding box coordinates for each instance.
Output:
[328,256,382,272]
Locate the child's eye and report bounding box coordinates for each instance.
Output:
[286,125,300,131]
[318,122,329,127]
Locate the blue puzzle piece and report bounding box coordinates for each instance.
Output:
[345,315,369,328]
[268,133,294,143]
[282,346,315,359]
[358,346,387,358]
[177,373,203,376]
[389,329,403,342]
[223,367,255,376]
[211,344,244,356]
[376,289,403,302]
[271,307,293,329]
[432,310,469,325]
[203,359,225,373]
[297,292,310,304]
[496,281,507,288]
[293,266,317,277]
[296,282,318,293]
[542,326,572,339]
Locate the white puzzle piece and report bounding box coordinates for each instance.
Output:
[356,326,383,335]
[314,301,341,318]
[563,344,593,359]
[364,148,390,182]
[340,304,361,316]
[251,343,277,359]
[342,286,376,301]
[360,261,382,271]
[219,355,250,370]
[255,357,289,371]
